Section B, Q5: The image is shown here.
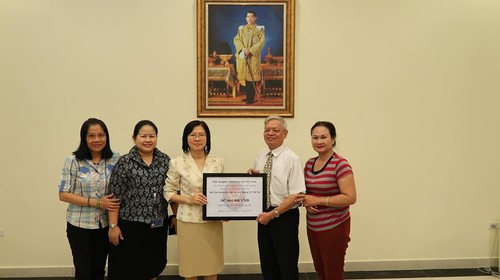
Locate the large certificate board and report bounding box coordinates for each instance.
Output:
[203,173,266,220]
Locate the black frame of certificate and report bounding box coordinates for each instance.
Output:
[202,173,267,220]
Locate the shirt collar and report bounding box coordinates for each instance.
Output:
[268,144,286,158]
[129,146,161,166]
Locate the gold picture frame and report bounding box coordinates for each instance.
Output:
[197,0,295,117]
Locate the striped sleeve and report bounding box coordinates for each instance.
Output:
[335,157,353,180]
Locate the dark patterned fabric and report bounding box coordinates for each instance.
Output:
[108,146,170,224]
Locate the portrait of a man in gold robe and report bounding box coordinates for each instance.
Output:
[198,1,295,117]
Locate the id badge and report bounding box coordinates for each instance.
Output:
[150,217,164,228]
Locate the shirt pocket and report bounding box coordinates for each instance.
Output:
[77,166,92,183]
[271,172,289,197]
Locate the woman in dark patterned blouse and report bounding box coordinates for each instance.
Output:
[297,121,357,280]
[107,120,172,280]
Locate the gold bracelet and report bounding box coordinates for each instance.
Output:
[325,196,330,207]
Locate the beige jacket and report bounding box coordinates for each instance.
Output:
[164,153,224,223]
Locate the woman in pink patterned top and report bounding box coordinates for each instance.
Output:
[297,121,357,280]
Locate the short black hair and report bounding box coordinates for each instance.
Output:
[182,120,211,154]
[247,10,256,17]
[311,121,337,147]
[133,120,158,139]
[73,118,113,160]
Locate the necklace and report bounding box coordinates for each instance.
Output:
[313,153,335,174]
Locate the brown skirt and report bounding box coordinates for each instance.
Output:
[177,220,224,277]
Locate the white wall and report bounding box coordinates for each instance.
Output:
[1,0,500,277]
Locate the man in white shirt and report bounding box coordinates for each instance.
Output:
[248,115,306,280]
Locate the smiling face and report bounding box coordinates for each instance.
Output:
[187,125,207,153]
[311,125,335,155]
[264,119,287,150]
[86,124,107,156]
[133,125,157,155]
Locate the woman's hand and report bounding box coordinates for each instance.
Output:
[306,206,319,214]
[108,226,123,246]
[295,194,306,206]
[298,194,322,207]
[169,216,177,233]
[98,194,120,211]
[190,192,207,205]
[295,194,320,213]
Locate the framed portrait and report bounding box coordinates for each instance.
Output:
[197,0,295,117]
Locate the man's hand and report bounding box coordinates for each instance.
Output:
[256,211,274,225]
[247,168,260,175]
[243,48,250,57]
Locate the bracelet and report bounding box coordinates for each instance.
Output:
[325,196,330,207]
[97,198,101,209]
[87,197,91,207]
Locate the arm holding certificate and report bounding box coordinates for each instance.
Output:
[163,120,224,279]
[248,162,304,226]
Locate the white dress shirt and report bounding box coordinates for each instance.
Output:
[254,144,306,207]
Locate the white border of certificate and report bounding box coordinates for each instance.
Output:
[203,173,267,220]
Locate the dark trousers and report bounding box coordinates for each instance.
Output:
[258,208,300,280]
[66,222,109,280]
[108,219,168,280]
[243,82,256,104]
[307,218,351,280]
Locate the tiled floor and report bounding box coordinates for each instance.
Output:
[5,277,498,280]
[342,268,499,279]
[3,269,498,279]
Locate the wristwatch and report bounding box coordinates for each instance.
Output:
[274,210,280,218]
[109,224,117,229]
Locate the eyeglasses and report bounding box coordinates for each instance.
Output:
[188,133,206,139]
[86,134,106,140]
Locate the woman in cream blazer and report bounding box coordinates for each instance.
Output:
[164,120,224,280]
